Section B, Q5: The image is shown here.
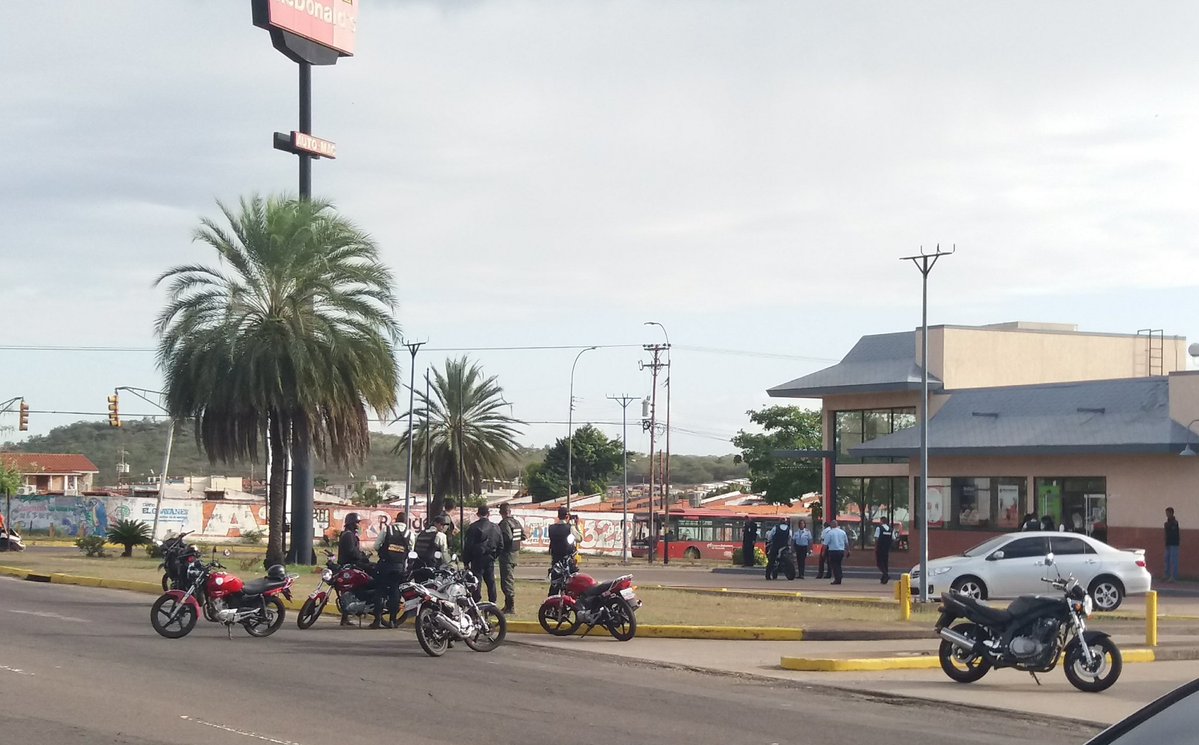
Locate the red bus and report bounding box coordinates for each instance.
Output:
[629,508,805,561]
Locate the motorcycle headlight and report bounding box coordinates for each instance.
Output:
[930,566,953,576]
[321,569,334,582]
[1081,596,1094,616]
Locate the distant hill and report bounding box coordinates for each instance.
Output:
[2,419,746,488]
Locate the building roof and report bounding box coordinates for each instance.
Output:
[768,331,943,399]
[851,377,1191,457]
[0,452,101,474]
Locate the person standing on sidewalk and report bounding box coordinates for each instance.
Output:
[463,505,503,604]
[741,518,758,567]
[822,518,849,585]
[793,519,812,579]
[497,502,524,614]
[873,520,894,584]
[1164,507,1181,582]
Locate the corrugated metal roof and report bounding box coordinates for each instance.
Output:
[768,331,943,399]
[851,377,1191,456]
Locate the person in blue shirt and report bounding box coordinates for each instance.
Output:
[822,518,850,584]
[792,519,812,579]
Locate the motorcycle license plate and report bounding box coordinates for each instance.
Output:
[619,588,636,600]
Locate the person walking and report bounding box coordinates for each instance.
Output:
[793,519,812,579]
[822,518,849,585]
[463,505,503,604]
[1164,507,1181,582]
[497,503,524,614]
[741,518,758,567]
[372,510,411,628]
[873,520,895,584]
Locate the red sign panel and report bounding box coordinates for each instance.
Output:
[268,0,358,57]
[292,132,337,159]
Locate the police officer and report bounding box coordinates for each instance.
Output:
[414,514,451,570]
[337,513,375,626]
[874,520,895,584]
[497,503,524,614]
[374,510,411,627]
[546,507,576,594]
[765,519,791,580]
[464,505,503,604]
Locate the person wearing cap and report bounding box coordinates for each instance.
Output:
[463,505,503,604]
[414,513,451,567]
[337,512,374,626]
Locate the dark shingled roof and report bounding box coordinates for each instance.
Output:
[851,377,1193,457]
[768,331,942,398]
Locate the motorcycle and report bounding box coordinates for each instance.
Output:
[295,550,382,629]
[156,531,200,591]
[767,542,796,580]
[935,552,1123,692]
[537,558,641,641]
[409,555,507,658]
[150,551,296,639]
[0,526,25,552]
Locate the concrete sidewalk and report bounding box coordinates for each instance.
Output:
[512,632,1199,727]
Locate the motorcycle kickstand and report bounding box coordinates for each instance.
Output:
[1028,671,1042,686]
[580,623,597,638]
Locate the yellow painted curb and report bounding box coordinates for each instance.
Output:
[0,564,33,579]
[654,585,898,608]
[781,647,1159,672]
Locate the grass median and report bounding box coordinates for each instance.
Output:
[1,551,943,629]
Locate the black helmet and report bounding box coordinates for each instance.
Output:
[433,514,450,527]
[266,564,287,581]
[344,512,360,529]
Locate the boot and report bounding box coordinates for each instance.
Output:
[340,614,353,627]
[369,616,392,629]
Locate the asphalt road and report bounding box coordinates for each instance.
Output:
[0,577,1098,745]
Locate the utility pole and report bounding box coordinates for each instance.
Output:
[640,344,666,563]
[645,322,671,563]
[113,387,175,542]
[608,394,637,564]
[402,339,427,526]
[901,243,955,603]
[424,368,432,519]
[566,346,598,511]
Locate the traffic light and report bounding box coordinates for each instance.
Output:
[107,393,121,428]
[18,399,29,431]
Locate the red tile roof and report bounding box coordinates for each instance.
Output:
[0,452,100,474]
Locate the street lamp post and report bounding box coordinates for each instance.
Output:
[1178,418,1199,456]
[645,322,671,563]
[566,346,598,511]
[901,244,954,603]
[608,394,637,563]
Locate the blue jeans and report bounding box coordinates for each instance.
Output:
[1165,545,1180,580]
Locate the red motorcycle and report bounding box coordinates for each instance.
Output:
[538,558,641,641]
[295,550,379,629]
[150,552,295,638]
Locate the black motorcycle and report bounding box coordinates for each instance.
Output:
[935,553,1122,692]
[157,531,200,591]
[767,542,796,580]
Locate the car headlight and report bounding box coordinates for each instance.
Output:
[930,566,953,576]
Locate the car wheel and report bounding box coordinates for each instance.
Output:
[1089,577,1124,612]
[951,576,987,600]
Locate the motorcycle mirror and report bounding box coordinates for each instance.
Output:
[434,551,442,559]
[451,553,458,563]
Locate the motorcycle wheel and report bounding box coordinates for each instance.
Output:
[783,558,796,581]
[415,606,450,657]
[1064,636,1123,693]
[538,604,581,636]
[394,610,410,626]
[161,573,170,592]
[244,597,286,637]
[937,622,991,683]
[150,594,197,639]
[464,603,507,652]
[296,596,327,629]
[606,598,638,642]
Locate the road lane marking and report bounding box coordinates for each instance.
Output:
[0,665,34,676]
[180,715,305,745]
[8,609,91,623]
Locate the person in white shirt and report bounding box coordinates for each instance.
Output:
[822,518,850,584]
[793,519,812,579]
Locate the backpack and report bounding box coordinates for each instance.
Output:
[381,523,411,563]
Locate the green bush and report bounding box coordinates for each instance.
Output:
[75,535,109,558]
[240,529,265,545]
[106,518,152,557]
[731,546,768,567]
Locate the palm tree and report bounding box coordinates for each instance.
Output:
[155,194,400,566]
[393,356,522,517]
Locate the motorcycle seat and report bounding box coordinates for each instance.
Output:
[953,594,1011,625]
[582,580,617,598]
[241,577,290,597]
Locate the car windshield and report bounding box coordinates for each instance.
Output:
[961,535,1012,557]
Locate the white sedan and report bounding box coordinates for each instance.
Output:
[910,532,1151,611]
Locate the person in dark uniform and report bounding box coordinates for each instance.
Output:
[498,502,524,614]
[874,520,895,584]
[413,514,451,570]
[337,512,380,626]
[463,505,503,604]
[741,518,758,567]
[373,510,411,627]
[765,519,791,580]
[816,521,830,579]
[547,507,577,594]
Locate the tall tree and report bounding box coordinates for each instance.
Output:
[731,406,822,505]
[393,356,522,517]
[526,424,624,501]
[155,195,400,566]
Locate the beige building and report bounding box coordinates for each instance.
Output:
[770,322,1196,580]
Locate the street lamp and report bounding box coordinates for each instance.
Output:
[644,321,671,563]
[567,346,598,510]
[1179,418,1199,456]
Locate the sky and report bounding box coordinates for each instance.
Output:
[5,1,1199,468]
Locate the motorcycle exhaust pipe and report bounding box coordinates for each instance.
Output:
[938,627,978,653]
[433,612,463,639]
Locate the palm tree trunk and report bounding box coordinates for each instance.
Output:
[266,414,287,567]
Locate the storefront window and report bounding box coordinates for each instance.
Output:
[1035,478,1107,542]
[916,476,1028,531]
[836,476,909,549]
[833,407,916,464]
